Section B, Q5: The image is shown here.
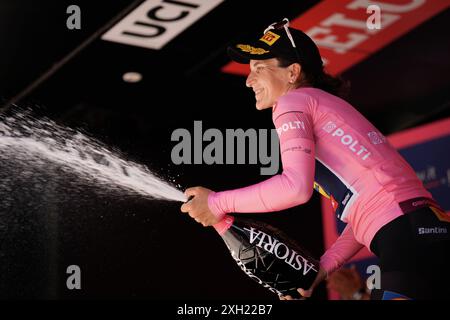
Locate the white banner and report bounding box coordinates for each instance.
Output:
[102,0,224,50]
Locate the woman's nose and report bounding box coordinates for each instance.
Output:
[246,73,255,87]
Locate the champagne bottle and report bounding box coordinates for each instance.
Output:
[213,215,319,298]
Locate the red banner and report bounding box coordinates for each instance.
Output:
[222,0,450,76]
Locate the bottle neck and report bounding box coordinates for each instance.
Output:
[212,215,235,235]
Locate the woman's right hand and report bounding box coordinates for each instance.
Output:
[279,267,328,300]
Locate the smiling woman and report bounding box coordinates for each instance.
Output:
[181,18,450,300]
[0,0,447,303]
[246,59,298,110]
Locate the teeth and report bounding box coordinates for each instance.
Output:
[255,89,262,94]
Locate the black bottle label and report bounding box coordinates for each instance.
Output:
[218,216,319,298]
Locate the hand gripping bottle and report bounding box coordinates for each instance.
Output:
[213,215,319,298]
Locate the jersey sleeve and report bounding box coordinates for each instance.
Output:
[320,224,364,274]
[208,108,315,220]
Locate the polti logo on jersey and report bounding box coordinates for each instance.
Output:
[322,121,371,160]
[276,121,305,136]
[260,31,280,46]
[368,131,386,145]
[322,121,337,133]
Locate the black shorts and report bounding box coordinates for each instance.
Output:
[369,206,450,299]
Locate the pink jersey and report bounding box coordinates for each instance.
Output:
[208,87,432,274]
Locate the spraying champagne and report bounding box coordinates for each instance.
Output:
[186,196,319,298]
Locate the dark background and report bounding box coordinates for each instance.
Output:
[0,0,449,299]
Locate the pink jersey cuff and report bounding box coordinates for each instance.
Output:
[208,191,227,221]
[212,215,235,235]
[320,254,340,275]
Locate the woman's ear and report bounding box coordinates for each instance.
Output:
[289,63,301,84]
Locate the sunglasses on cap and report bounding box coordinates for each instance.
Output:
[263,18,302,64]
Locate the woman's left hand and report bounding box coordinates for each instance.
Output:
[279,266,328,300]
[180,187,220,227]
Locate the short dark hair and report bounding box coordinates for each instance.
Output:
[277,56,350,99]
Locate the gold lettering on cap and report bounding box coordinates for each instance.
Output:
[236,44,269,55]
